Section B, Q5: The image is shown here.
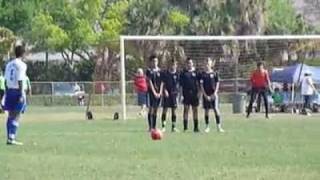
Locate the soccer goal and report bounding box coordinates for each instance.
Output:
[120,35,320,120]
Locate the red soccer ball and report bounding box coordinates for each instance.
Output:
[150,129,163,140]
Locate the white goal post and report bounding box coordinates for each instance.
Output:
[120,35,320,120]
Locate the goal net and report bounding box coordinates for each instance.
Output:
[120,35,320,120]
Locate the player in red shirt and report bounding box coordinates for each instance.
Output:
[134,68,148,117]
[247,62,272,119]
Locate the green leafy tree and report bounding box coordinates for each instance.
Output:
[167,9,190,34]
[29,0,129,81]
[265,0,309,34]
[0,27,15,62]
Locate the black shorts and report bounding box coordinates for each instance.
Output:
[202,96,219,110]
[148,91,161,108]
[183,92,199,107]
[162,93,178,108]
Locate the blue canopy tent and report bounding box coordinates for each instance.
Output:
[271,64,320,84]
[270,64,320,109]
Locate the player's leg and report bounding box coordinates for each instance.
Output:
[212,98,224,132]
[203,96,210,132]
[256,93,262,112]
[192,96,199,132]
[4,90,24,145]
[141,104,147,117]
[147,93,154,131]
[247,88,258,118]
[303,95,311,115]
[192,105,199,132]
[183,105,190,132]
[161,107,168,132]
[6,111,23,145]
[151,95,161,130]
[171,107,178,132]
[204,108,210,133]
[6,111,16,142]
[147,101,152,131]
[138,92,147,116]
[152,107,158,129]
[142,92,148,116]
[170,93,178,132]
[261,89,269,119]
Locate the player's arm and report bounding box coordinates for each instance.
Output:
[157,71,164,98]
[266,73,271,87]
[149,80,157,95]
[161,72,169,97]
[146,70,157,96]
[17,65,26,101]
[307,78,318,94]
[213,73,220,98]
[196,72,202,98]
[18,81,23,94]
[28,82,32,96]
[199,75,209,100]
[159,81,164,98]
[264,70,272,92]
[4,79,8,91]
[178,73,184,101]
[200,83,209,100]
[163,84,169,97]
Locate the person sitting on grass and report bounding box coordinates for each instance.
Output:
[271,87,284,112]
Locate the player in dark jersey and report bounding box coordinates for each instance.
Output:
[146,55,163,131]
[161,59,179,132]
[200,58,224,133]
[180,58,200,132]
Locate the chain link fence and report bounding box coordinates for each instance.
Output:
[28,79,248,106]
[29,81,132,106]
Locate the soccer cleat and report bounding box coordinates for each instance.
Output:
[139,111,147,117]
[162,121,167,128]
[7,140,23,146]
[194,128,200,133]
[217,127,225,133]
[204,126,210,133]
[161,127,166,133]
[172,127,180,133]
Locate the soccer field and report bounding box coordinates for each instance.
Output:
[0,106,320,180]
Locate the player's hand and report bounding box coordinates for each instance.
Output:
[19,95,25,103]
[212,93,218,100]
[205,95,211,101]
[153,91,159,98]
[269,87,274,94]
[164,90,169,98]
[156,93,161,99]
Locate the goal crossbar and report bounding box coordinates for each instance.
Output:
[120,35,320,120]
[121,35,320,41]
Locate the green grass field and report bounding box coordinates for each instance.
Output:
[0,106,320,180]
